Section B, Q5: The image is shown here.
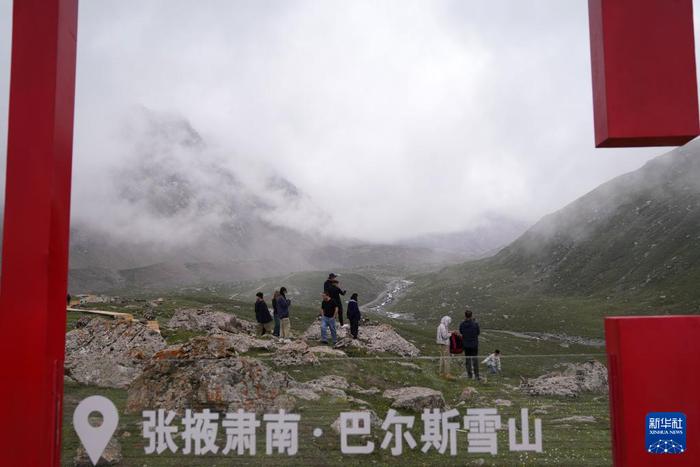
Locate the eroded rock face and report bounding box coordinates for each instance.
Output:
[521,360,608,397]
[303,322,420,357]
[208,330,275,354]
[65,318,166,388]
[383,386,445,411]
[126,352,293,414]
[166,307,256,334]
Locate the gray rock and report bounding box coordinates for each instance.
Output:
[273,340,319,367]
[303,322,420,357]
[65,318,166,388]
[383,386,445,411]
[166,307,256,334]
[459,387,478,401]
[521,360,608,397]
[126,344,293,414]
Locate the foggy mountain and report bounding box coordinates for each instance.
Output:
[399,214,529,258]
[68,111,508,293]
[402,141,700,324]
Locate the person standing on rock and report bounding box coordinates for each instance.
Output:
[272,290,281,337]
[436,315,453,378]
[319,292,338,345]
[277,287,292,338]
[255,292,274,336]
[324,273,347,326]
[460,308,480,380]
[347,293,361,339]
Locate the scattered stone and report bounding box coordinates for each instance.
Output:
[459,387,479,401]
[65,318,166,388]
[166,307,255,334]
[307,375,349,390]
[383,386,445,411]
[273,340,319,366]
[553,415,596,423]
[74,438,122,466]
[495,399,512,407]
[521,360,608,397]
[126,355,293,414]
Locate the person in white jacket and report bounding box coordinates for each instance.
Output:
[482,349,501,374]
[436,316,453,377]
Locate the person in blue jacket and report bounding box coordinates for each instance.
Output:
[347,293,361,339]
[459,307,481,380]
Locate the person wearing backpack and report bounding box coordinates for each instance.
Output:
[459,308,481,380]
[436,316,453,378]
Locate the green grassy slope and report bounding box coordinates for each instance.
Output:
[397,144,700,337]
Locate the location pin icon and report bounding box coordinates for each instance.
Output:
[73,395,119,466]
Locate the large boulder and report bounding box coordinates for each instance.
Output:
[521,360,608,397]
[65,318,166,388]
[383,386,446,411]
[166,307,256,334]
[303,322,420,357]
[126,343,294,414]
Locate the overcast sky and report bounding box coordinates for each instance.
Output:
[0,1,696,243]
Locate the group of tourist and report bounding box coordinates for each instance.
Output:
[253,273,362,345]
[436,308,502,380]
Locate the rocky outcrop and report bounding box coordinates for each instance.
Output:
[383,386,445,411]
[126,340,293,414]
[272,340,320,366]
[303,322,420,357]
[521,360,608,397]
[65,318,166,388]
[166,307,255,334]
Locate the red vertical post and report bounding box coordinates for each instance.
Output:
[588,0,700,147]
[0,1,78,466]
[606,316,700,466]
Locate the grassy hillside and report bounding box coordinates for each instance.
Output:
[397,144,700,337]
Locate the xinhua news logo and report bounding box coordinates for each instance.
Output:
[646,412,686,454]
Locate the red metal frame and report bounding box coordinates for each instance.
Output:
[0,1,697,465]
[588,0,700,147]
[0,1,78,466]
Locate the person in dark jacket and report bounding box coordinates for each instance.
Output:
[323,273,347,326]
[276,287,292,338]
[254,292,273,336]
[272,290,281,337]
[459,308,480,380]
[347,293,361,339]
